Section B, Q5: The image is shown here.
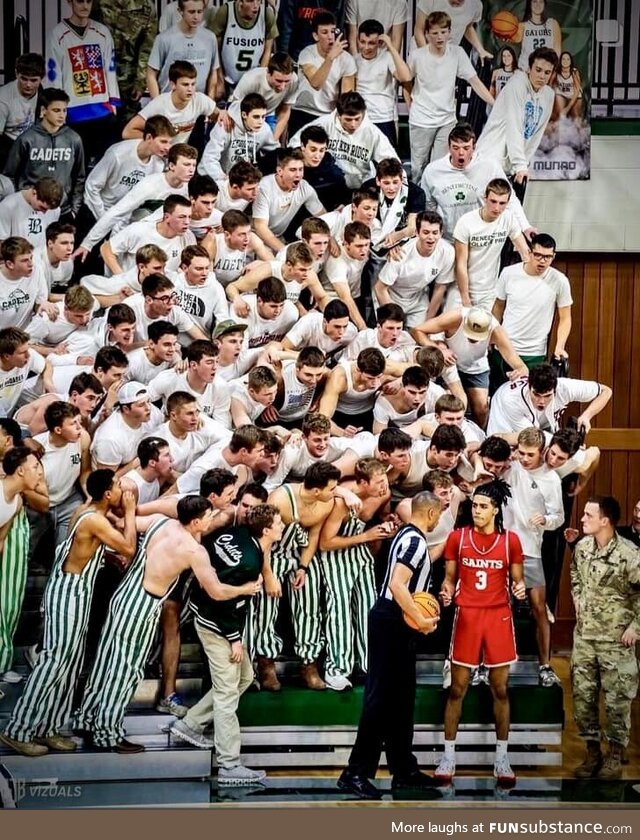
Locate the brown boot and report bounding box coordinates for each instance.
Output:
[300,662,326,690]
[574,740,602,779]
[597,742,623,780]
[257,656,281,692]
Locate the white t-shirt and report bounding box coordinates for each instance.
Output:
[215,179,251,214]
[173,271,230,335]
[81,172,190,252]
[0,350,45,416]
[354,51,398,123]
[0,80,38,140]
[0,192,60,249]
[285,310,358,358]
[138,92,216,145]
[0,265,48,331]
[124,347,176,386]
[451,208,523,309]
[230,66,299,114]
[408,44,476,128]
[33,247,73,293]
[344,327,416,364]
[421,151,530,242]
[487,376,603,436]
[416,0,482,46]
[496,263,573,356]
[325,249,367,298]
[108,220,196,273]
[148,25,220,93]
[120,293,196,341]
[295,45,357,115]
[236,294,299,349]
[91,405,163,468]
[27,301,95,348]
[83,139,164,219]
[156,417,227,474]
[229,379,267,423]
[346,0,409,30]
[503,460,563,556]
[252,175,323,238]
[147,368,231,427]
[377,237,455,314]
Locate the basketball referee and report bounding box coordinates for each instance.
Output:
[337,491,442,800]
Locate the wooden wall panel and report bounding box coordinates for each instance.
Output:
[549,254,640,648]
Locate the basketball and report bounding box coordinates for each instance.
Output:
[404,592,441,631]
[490,10,519,40]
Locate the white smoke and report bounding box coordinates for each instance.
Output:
[532,116,591,181]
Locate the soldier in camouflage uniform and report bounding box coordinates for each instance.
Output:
[93,0,158,124]
[570,495,640,780]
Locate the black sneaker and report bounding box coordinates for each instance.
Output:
[337,770,381,800]
[392,770,434,791]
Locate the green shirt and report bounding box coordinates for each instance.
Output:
[189,525,262,642]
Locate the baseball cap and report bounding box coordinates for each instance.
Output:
[117,381,149,406]
[213,320,248,339]
[462,307,492,341]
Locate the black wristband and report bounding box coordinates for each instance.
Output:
[297,564,308,572]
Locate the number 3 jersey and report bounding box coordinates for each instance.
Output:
[443,527,523,608]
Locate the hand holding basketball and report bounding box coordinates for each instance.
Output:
[490,10,519,41]
[404,591,440,633]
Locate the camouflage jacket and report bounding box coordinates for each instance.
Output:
[93,0,158,91]
[571,534,640,642]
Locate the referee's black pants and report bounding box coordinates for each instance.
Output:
[347,599,419,780]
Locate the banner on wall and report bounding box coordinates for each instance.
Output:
[477,0,592,180]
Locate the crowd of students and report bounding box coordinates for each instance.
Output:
[0,0,631,795]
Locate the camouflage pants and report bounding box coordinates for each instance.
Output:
[571,634,638,746]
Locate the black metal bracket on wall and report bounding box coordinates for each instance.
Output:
[2,0,16,81]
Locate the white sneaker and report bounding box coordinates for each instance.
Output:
[478,665,490,685]
[442,659,452,689]
[470,667,481,686]
[434,754,456,781]
[170,719,214,749]
[545,604,555,624]
[218,765,267,786]
[539,665,561,688]
[325,673,352,692]
[0,670,23,684]
[494,755,516,785]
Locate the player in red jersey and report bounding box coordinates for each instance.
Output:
[435,480,526,785]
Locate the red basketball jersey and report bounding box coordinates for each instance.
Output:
[443,528,524,608]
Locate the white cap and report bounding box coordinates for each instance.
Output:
[462,307,492,341]
[117,381,149,406]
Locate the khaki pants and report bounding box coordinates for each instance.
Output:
[184,622,253,768]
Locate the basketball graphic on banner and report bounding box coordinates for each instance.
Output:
[490,10,519,40]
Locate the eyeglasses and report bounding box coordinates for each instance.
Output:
[151,294,176,303]
[531,252,555,262]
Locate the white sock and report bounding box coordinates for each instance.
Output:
[443,740,456,761]
[495,740,508,760]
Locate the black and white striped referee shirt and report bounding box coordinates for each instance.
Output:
[381,524,432,601]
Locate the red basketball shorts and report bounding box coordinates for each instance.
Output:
[449,604,517,668]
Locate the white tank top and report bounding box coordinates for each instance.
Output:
[405,440,430,491]
[220,1,268,85]
[554,72,577,98]
[34,431,82,507]
[123,468,160,505]
[278,361,316,421]
[494,69,514,96]
[270,260,302,302]
[0,480,19,528]
[446,308,494,375]
[213,233,250,287]
[518,20,555,70]
[336,360,379,415]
